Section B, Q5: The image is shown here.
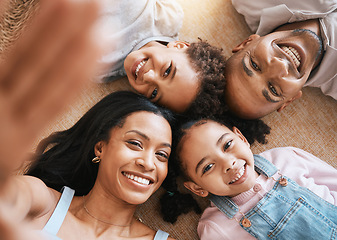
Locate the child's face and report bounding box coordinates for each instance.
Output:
[180,120,257,198]
[124,41,200,113]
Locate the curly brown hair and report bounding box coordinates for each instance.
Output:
[183,40,227,118]
[182,40,270,144]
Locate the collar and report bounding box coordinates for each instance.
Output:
[209,154,277,219]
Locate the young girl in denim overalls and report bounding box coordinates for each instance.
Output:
[162,118,337,240]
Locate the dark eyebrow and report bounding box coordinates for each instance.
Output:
[161,142,172,148]
[262,89,280,103]
[217,133,229,145]
[170,64,177,81]
[242,54,253,77]
[126,130,171,148]
[195,157,207,174]
[195,133,229,174]
[126,130,149,140]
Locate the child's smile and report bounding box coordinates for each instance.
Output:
[228,164,246,185]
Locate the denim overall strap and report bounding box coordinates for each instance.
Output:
[209,194,239,219]
[253,154,278,177]
[210,155,277,219]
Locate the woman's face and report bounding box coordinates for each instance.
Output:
[180,120,257,198]
[96,111,172,205]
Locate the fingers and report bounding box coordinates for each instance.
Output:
[8,0,100,123]
[1,0,100,98]
[0,0,102,174]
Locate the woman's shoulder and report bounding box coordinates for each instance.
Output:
[133,220,172,239]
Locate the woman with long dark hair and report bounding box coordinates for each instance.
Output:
[2,91,176,240]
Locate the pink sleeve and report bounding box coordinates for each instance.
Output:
[197,206,255,240]
[259,147,337,205]
[198,220,232,240]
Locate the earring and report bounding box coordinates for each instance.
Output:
[92,156,100,163]
[201,191,204,195]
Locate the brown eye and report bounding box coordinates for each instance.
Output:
[127,140,142,149]
[164,63,172,77]
[202,163,214,174]
[250,57,260,71]
[156,151,169,161]
[268,83,279,96]
[224,140,232,151]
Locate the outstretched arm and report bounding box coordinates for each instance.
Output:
[0,176,55,240]
[0,0,102,239]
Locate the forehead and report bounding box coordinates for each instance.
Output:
[181,121,231,152]
[113,111,172,139]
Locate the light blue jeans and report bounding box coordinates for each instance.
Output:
[242,175,337,239]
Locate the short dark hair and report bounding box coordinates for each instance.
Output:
[26,91,175,196]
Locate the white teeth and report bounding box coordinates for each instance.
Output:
[281,46,301,68]
[123,172,150,185]
[229,166,245,184]
[135,60,146,77]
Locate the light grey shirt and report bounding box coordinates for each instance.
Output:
[232,0,337,100]
[94,0,184,82]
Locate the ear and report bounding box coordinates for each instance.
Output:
[232,34,260,53]
[277,91,302,112]
[167,40,190,49]
[232,127,250,147]
[184,181,209,197]
[94,141,104,157]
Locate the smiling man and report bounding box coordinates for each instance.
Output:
[225,0,337,119]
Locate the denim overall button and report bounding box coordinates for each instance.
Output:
[279,178,288,186]
[242,218,252,228]
[253,183,262,192]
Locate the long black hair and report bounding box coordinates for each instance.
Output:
[26,91,175,196]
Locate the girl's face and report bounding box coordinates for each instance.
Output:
[96,111,172,205]
[180,120,257,198]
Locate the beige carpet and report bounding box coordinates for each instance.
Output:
[2,0,336,239]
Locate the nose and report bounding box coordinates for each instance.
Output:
[219,154,236,173]
[224,160,236,173]
[267,57,289,81]
[143,69,157,84]
[135,153,155,171]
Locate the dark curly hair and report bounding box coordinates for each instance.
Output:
[183,40,227,118]
[181,40,270,144]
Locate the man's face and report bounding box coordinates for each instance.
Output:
[225,29,322,119]
[125,41,200,113]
